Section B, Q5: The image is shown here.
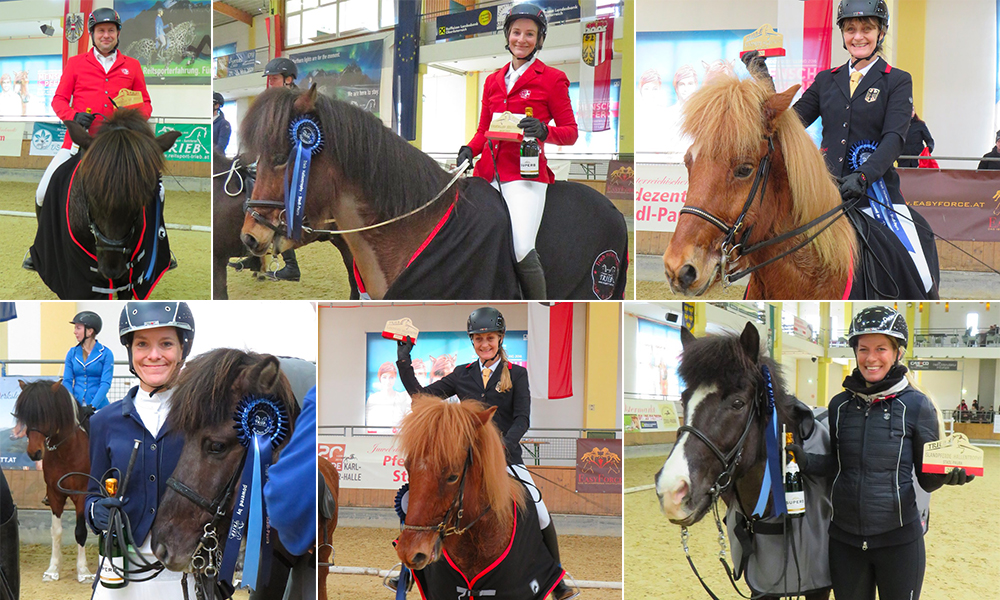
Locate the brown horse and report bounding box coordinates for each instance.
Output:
[12,380,93,583]
[318,457,339,600]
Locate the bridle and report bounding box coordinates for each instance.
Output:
[400,447,492,540]
[26,425,81,452]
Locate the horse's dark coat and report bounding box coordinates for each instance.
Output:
[30,153,170,300]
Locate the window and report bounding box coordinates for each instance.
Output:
[285,0,394,48]
[966,312,979,335]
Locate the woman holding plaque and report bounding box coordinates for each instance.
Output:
[743,0,937,298]
[85,302,195,598]
[456,3,578,300]
[787,306,974,600]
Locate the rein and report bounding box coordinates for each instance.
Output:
[400,447,492,540]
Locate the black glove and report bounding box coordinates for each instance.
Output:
[73,112,96,129]
[517,117,548,141]
[942,468,974,486]
[456,146,474,171]
[397,338,414,362]
[837,172,869,202]
[91,496,122,531]
[785,443,813,473]
[741,50,768,75]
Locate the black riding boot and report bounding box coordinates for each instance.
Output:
[515,249,547,300]
[228,254,261,272]
[270,249,300,282]
[21,250,34,272]
[541,522,574,600]
[1,498,19,599]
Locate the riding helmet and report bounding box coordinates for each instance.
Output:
[467,307,506,337]
[263,57,298,79]
[70,311,102,336]
[504,3,547,51]
[836,0,889,32]
[88,8,122,34]
[847,305,907,349]
[213,92,225,107]
[119,301,196,360]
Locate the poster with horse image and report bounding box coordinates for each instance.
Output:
[364,330,527,428]
[0,375,47,470]
[115,0,212,84]
[288,39,384,116]
[0,55,62,118]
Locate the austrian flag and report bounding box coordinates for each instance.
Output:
[577,17,613,132]
[527,303,574,400]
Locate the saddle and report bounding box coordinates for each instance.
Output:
[318,472,336,522]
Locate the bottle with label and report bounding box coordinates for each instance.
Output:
[520,107,540,179]
[784,432,805,518]
[98,478,128,589]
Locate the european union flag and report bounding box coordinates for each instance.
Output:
[393,0,420,141]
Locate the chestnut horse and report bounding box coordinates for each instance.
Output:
[662,76,939,300]
[318,457,339,600]
[12,380,93,583]
[654,324,831,599]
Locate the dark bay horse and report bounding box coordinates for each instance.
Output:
[663,76,939,300]
[318,458,339,600]
[30,109,181,299]
[212,150,359,299]
[237,86,628,300]
[654,324,831,599]
[12,380,93,583]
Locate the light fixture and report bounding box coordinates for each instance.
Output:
[40,24,55,36]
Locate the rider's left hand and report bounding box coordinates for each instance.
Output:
[942,467,975,486]
[518,117,548,141]
[837,172,868,202]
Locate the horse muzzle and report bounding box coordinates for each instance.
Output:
[663,246,720,297]
[28,449,42,462]
[395,531,441,571]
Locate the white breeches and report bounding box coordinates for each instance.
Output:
[36,147,77,206]
[491,179,547,262]
[507,463,551,529]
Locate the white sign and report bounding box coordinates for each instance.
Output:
[634,163,688,232]
[0,122,25,157]
[624,398,680,432]
[318,436,408,490]
[29,122,66,156]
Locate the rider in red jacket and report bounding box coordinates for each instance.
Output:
[457,3,578,299]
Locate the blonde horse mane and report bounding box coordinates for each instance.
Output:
[398,396,525,532]
[682,75,856,283]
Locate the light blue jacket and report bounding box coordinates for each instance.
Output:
[263,386,316,556]
[63,341,114,410]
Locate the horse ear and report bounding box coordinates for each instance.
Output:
[475,405,498,427]
[680,327,697,348]
[64,120,93,151]
[247,356,283,396]
[156,130,183,154]
[18,379,27,390]
[294,83,319,114]
[763,84,801,133]
[740,322,761,363]
[51,380,63,393]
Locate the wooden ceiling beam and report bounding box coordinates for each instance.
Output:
[213,2,253,26]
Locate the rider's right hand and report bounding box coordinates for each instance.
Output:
[397,338,414,362]
[73,112,96,129]
[91,496,122,531]
[741,50,767,75]
[456,146,474,172]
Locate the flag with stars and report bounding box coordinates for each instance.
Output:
[394,0,420,141]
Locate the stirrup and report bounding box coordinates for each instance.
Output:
[382,564,412,592]
[22,250,35,272]
[552,572,581,600]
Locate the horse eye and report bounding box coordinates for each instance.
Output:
[446,474,459,484]
[732,399,746,410]
[271,154,288,167]
[205,440,227,455]
[734,163,754,179]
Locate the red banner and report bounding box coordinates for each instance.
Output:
[899,169,1000,242]
[801,0,833,90]
[575,439,622,494]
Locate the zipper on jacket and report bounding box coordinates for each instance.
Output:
[859,399,870,544]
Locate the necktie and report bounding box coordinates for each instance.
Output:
[849,71,863,97]
[482,367,492,388]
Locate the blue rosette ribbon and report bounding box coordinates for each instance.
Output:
[848,140,915,252]
[285,116,324,241]
[393,484,410,600]
[753,365,787,518]
[219,395,290,590]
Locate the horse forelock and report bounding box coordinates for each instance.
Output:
[13,380,76,434]
[398,397,522,532]
[240,87,453,223]
[681,75,771,162]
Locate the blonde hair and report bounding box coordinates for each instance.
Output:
[497,345,512,393]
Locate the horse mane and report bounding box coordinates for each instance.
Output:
[397,396,525,533]
[13,380,77,434]
[167,348,298,433]
[239,87,455,221]
[78,108,164,216]
[682,76,856,282]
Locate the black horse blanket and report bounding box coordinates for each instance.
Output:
[847,203,939,300]
[356,178,628,300]
[412,494,565,600]
[30,153,171,300]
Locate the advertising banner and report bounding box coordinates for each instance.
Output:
[577,16,614,132]
[548,79,620,157]
[436,1,580,41]
[290,39,384,116]
[605,160,634,201]
[0,55,62,118]
[364,330,528,428]
[0,121,23,157]
[908,360,959,371]
[624,398,680,432]
[635,317,682,399]
[898,170,1000,242]
[634,163,688,233]
[29,122,67,156]
[222,48,260,78]
[575,438,622,493]
[115,0,212,84]
[1,376,46,470]
[155,123,210,162]
[318,437,407,490]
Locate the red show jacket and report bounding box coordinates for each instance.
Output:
[467,59,578,184]
[52,50,152,150]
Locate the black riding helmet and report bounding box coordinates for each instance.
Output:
[504,3,547,60]
[263,57,298,80]
[88,8,122,34]
[70,311,102,338]
[837,0,889,65]
[468,307,506,337]
[847,305,908,350]
[119,302,195,378]
[213,92,224,107]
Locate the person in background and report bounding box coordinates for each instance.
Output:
[63,311,114,413]
[977,130,1000,170]
[897,110,934,168]
[212,92,231,155]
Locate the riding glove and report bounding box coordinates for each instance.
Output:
[456,146,474,172]
[837,172,869,202]
[740,50,767,75]
[72,112,96,129]
[518,117,548,141]
[942,467,975,486]
[397,338,414,363]
[91,496,122,531]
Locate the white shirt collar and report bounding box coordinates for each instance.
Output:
[848,57,877,78]
[94,48,118,73]
[478,358,500,373]
[133,387,173,437]
[505,56,537,93]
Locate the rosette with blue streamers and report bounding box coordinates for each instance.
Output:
[753,365,787,518]
[285,116,324,241]
[848,140,914,252]
[393,484,410,600]
[219,396,290,590]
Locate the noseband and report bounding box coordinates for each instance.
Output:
[27,425,80,452]
[400,447,491,540]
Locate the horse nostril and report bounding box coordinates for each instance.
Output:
[678,264,698,288]
[412,552,426,566]
[241,233,258,249]
[672,479,690,508]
